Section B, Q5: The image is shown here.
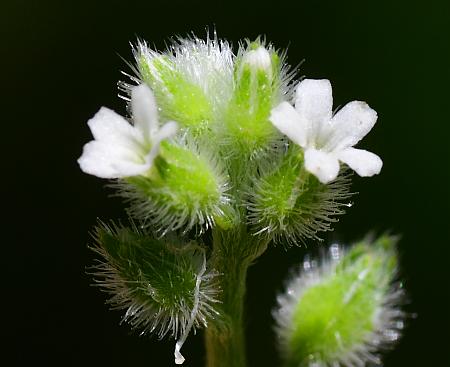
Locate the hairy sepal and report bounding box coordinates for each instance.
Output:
[274,235,406,367]
[135,37,234,133]
[247,144,352,245]
[117,139,232,234]
[90,223,220,339]
[220,41,283,157]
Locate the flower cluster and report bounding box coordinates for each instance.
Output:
[78,35,401,367]
[79,48,382,186]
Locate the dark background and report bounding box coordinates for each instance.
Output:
[3,0,449,366]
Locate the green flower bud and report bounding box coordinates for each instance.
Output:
[135,38,234,133]
[274,235,405,367]
[247,145,352,245]
[117,139,232,234]
[222,41,282,155]
[90,223,219,339]
[138,55,213,130]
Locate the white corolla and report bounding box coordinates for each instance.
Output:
[270,79,382,183]
[78,84,178,179]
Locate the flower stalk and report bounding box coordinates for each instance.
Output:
[205,227,269,367]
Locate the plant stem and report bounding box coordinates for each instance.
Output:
[204,261,248,367]
[205,227,268,367]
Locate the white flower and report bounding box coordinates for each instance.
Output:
[270,79,382,183]
[78,84,178,178]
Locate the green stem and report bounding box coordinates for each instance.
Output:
[204,262,248,367]
[205,227,268,367]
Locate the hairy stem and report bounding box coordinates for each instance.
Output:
[204,262,248,367]
[205,227,268,367]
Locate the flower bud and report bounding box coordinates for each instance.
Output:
[135,39,234,132]
[90,223,219,340]
[241,45,273,78]
[247,145,352,245]
[221,42,281,155]
[273,235,405,367]
[137,54,213,130]
[117,139,232,234]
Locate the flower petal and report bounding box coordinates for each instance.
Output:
[146,121,178,164]
[131,84,158,139]
[78,141,150,178]
[328,101,378,151]
[153,121,178,143]
[304,148,340,184]
[294,79,333,124]
[337,147,382,177]
[88,107,141,148]
[270,102,308,147]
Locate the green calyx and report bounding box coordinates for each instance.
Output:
[223,42,280,154]
[248,146,352,244]
[285,236,399,366]
[122,140,231,233]
[91,223,218,338]
[138,55,213,131]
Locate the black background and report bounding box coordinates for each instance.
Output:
[3,0,450,366]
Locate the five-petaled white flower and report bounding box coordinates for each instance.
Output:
[78,84,178,178]
[270,79,382,184]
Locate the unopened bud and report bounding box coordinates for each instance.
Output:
[273,235,406,367]
[242,46,272,77]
